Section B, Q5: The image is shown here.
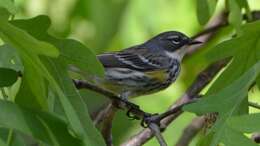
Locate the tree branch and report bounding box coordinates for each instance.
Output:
[175,116,205,146]
[249,102,260,110]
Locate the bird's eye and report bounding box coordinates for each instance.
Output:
[168,36,181,45]
[171,38,181,44]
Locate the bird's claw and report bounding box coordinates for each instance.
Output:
[141,113,160,128]
[120,99,141,120]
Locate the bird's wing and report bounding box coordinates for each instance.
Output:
[97,47,168,71]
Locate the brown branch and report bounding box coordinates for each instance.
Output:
[74,79,197,146]
[186,12,228,56]
[175,116,205,146]
[101,104,116,146]
[149,123,167,146]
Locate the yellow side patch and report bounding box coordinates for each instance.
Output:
[145,70,168,82]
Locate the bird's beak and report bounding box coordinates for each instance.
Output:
[188,40,203,45]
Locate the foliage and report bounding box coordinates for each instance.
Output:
[0,0,259,146]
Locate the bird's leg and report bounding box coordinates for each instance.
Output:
[119,92,141,120]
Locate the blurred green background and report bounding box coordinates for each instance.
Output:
[11,0,260,145]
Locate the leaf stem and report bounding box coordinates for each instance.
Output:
[7,129,13,146]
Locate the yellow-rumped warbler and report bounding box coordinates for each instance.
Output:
[93,31,201,99]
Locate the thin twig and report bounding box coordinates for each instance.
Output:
[101,104,116,146]
[249,102,260,110]
[74,79,147,119]
[175,116,205,146]
[149,123,167,146]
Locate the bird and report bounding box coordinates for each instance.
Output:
[93,31,202,100]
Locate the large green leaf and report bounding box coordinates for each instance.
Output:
[0,100,82,146]
[0,68,18,87]
[0,21,59,58]
[184,62,260,146]
[196,0,217,25]
[3,16,105,145]
[206,21,260,93]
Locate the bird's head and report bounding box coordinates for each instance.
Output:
[145,31,202,60]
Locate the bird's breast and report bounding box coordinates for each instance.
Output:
[165,59,181,84]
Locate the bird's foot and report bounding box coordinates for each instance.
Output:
[124,100,141,120]
[141,113,160,128]
[117,97,141,120]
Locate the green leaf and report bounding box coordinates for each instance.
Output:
[0,138,7,146]
[0,68,18,87]
[10,16,104,76]
[0,0,16,15]
[15,63,48,110]
[196,0,217,25]
[206,21,260,93]
[0,128,29,146]
[184,62,260,115]
[228,0,242,32]
[0,8,11,21]
[0,100,82,146]
[222,127,258,146]
[227,113,260,133]
[7,16,105,145]
[0,21,59,58]
[0,44,23,71]
[184,62,260,146]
